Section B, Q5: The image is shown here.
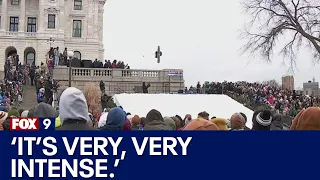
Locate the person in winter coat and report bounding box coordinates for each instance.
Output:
[99,80,105,94]
[144,109,171,130]
[163,117,176,130]
[142,82,150,93]
[270,113,283,130]
[37,88,45,103]
[56,87,95,130]
[99,107,126,130]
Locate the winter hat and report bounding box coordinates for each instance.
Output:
[252,110,272,130]
[123,119,132,130]
[291,107,320,130]
[230,113,245,130]
[34,103,56,118]
[164,117,176,130]
[106,107,126,129]
[8,109,19,117]
[20,110,29,118]
[183,118,218,130]
[211,118,228,130]
[59,87,90,124]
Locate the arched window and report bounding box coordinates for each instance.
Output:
[26,52,35,65]
[74,51,81,60]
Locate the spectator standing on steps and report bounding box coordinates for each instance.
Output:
[142,82,150,93]
[54,47,60,66]
[99,80,105,94]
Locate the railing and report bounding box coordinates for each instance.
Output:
[69,68,163,78]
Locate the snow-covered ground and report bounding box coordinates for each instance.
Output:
[113,93,254,128]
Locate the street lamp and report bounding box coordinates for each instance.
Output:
[67,51,74,87]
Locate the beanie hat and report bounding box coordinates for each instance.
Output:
[8,109,19,117]
[183,118,218,130]
[21,110,29,118]
[256,110,272,126]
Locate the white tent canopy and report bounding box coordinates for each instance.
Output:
[112,93,254,128]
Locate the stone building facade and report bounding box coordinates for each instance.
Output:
[282,75,294,91]
[0,0,105,70]
[303,77,319,97]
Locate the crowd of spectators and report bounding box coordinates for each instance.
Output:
[1,54,30,111]
[185,81,318,117]
[0,86,319,131]
[93,59,130,69]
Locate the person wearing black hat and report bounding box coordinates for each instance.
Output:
[252,110,272,130]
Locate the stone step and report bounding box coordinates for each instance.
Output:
[20,85,38,111]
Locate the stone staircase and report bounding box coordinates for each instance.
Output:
[20,85,38,110]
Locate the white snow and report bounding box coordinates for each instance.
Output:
[112,93,254,128]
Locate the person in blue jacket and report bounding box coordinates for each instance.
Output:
[37,88,45,103]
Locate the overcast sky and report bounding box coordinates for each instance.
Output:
[103,0,320,89]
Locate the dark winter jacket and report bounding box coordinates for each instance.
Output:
[56,119,96,130]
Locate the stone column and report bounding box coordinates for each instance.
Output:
[38,0,44,32]
[1,0,8,31]
[19,0,26,32]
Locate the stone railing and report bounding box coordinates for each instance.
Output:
[53,67,185,95]
[64,67,163,79]
[53,67,184,83]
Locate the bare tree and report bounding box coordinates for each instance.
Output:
[262,79,281,87]
[241,0,320,67]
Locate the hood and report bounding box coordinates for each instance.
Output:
[163,117,176,130]
[144,120,172,130]
[145,109,163,124]
[34,103,56,118]
[211,118,228,130]
[105,107,126,128]
[59,87,90,124]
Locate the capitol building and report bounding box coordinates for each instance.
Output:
[0,0,105,70]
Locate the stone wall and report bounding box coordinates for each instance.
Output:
[53,67,185,96]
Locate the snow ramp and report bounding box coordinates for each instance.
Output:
[112,93,254,128]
